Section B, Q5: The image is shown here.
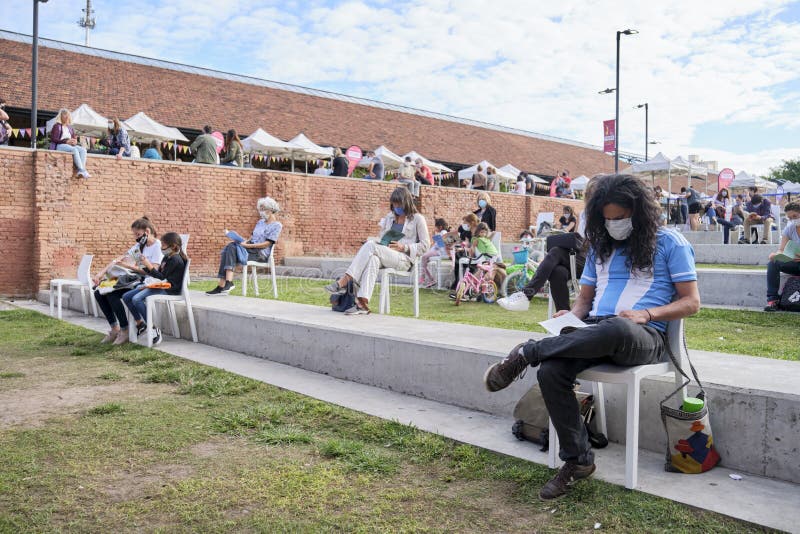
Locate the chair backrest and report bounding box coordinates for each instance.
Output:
[179,233,190,254]
[490,231,502,253]
[536,212,554,227]
[770,204,781,234]
[76,254,93,285]
[180,258,191,295]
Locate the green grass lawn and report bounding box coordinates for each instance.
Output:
[696,263,766,270]
[0,310,775,532]
[190,278,800,362]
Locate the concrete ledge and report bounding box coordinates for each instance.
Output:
[693,244,774,265]
[696,269,766,307]
[40,287,800,485]
[679,229,779,246]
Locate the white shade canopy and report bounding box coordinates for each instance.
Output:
[45,103,111,137]
[288,133,334,160]
[780,181,800,193]
[124,112,189,142]
[402,151,454,173]
[570,175,591,191]
[458,160,502,180]
[729,171,777,191]
[498,164,548,184]
[242,128,305,155]
[671,156,708,177]
[623,152,678,175]
[358,145,404,169]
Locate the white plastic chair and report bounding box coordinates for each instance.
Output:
[49,254,98,319]
[379,262,420,317]
[179,234,190,283]
[547,319,688,489]
[143,259,198,348]
[242,253,278,298]
[535,212,555,234]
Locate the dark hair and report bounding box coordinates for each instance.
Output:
[160,232,188,261]
[475,222,490,234]
[563,205,574,216]
[149,139,159,149]
[785,201,800,213]
[584,174,660,271]
[680,187,686,193]
[203,125,212,134]
[224,129,242,150]
[716,188,729,201]
[751,194,763,204]
[434,217,449,231]
[389,187,417,218]
[131,216,157,237]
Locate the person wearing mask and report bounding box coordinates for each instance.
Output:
[49,108,90,178]
[448,213,481,298]
[190,125,218,164]
[366,150,384,180]
[764,201,800,311]
[414,158,434,186]
[484,173,700,500]
[324,187,430,314]
[711,188,737,244]
[93,217,163,345]
[472,165,487,190]
[332,148,349,177]
[142,140,162,160]
[119,232,188,345]
[103,118,131,158]
[474,192,497,231]
[220,129,244,167]
[743,194,774,244]
[207,197,283,295]
[486,166,499,192]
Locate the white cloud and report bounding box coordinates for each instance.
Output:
[4,0,800,175]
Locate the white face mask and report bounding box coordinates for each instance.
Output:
[787,218,799,228]
[461,223,471,231]
[721,191,728,197]
[605,217,633,241]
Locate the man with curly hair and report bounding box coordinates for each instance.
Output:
[483,174,701,500]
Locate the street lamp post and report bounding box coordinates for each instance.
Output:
[635,103,649,161]
[615,29,638,172]
[31,0,49,149]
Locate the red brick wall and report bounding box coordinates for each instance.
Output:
[0,148,35,296]
[0,148,584,296]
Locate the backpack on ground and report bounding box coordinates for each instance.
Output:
[779,276,800,312]
[511,382,608,451]
[330,279,356,312]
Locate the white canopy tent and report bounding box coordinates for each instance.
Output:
[124,112,189,160]
[570,175,591,191]
[400,150,454,185]
[728,171,778,191]
[45,103,111,137]
[623,152,687,193]
[671,156,711,191]
[498,164,548,184]
[288,133,334,174]
[780,181,800,194]
[242,128,307,171]
[358,145,404,170]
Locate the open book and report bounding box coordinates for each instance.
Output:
[538,312,589,336]
[225,229,246,243]
[773,240,800,263]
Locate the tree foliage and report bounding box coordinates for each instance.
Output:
[768,157,800,183]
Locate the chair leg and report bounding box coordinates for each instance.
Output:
[547,293,554,319]
[168,301,180,339]
[385,274,391,314]
[90,287,99,317]
[57,283,63,320]
[49,282,55,317]
[146,299,154,348]
[624,378,641,489]
[592,382,608,436]
[379,273,388,314]
[185,299,198,342]
[271,265,278,299]
[80,287,89,315]
[548,418,559,468]
[413,265,419,318]
[436,261,442,290]
[128,310,136,342]
[253,267,260,296]
[242,264,249,297]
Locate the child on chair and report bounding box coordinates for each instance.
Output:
[419,218,450,288]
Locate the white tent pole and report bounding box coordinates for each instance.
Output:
[173,140,177,160]
[291,152,295,173]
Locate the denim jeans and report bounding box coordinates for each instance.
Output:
[766,259,800,302]
[122,286,167,322]
[523,317,667,465]
[56,143,88,173]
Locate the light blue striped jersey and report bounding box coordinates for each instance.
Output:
[579,228,696,332]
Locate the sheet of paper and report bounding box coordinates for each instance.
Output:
[538,312,589,336]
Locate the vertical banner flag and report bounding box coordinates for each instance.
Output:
[717,168,735,191]
[603,120,616,153]
[345,145,362,177]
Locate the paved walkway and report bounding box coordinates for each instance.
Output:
[7,299,800,532]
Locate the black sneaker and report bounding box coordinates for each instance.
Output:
[448,291,457,300]
[152,327,162,346]
[206,285,224,295]
[539,461,596,501]
[483,342,532,392]
[764,300,780,312]
[136,323,147,336]
[220,282,235,295]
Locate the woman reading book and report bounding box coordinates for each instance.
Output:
[764,201,800,311]
[207,197,283,295]
[324,187,430,315]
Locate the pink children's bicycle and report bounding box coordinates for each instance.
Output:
[454,261,498,306]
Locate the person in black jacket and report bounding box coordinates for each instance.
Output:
[474,192,497,231]
[120,232,187,345]
[331,148,349,177]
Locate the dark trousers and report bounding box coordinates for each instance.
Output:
[714,217,736,244]
[522,247,584,311]
[217,242,261,278]
[767,260,800,302]
[679,204,688,225]
[525,317,666,465]
[94,288,132,328]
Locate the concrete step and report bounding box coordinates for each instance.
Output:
[37,288,800,488]
[693,244,773,265]
[679,229,780,246]
[14,298,800,533]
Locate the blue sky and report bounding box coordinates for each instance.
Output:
[5,0,800,175]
